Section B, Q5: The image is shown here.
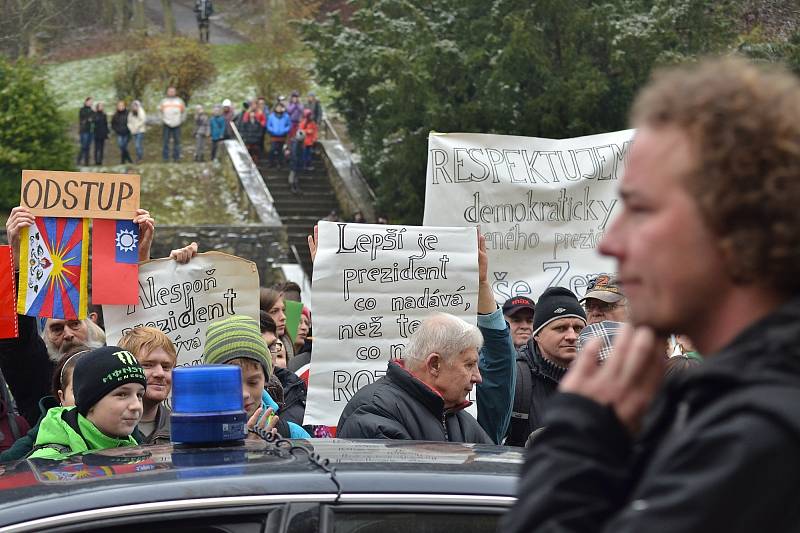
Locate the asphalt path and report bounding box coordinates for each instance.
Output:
[144,0,245,44]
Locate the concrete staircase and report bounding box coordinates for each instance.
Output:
[256,155,340,275]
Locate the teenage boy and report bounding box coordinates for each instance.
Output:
[119,327,177,444]
[29,347,146,459]
[202,315,310,439]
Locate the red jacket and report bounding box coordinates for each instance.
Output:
[299,119,318,147]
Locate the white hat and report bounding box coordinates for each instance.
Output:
[222,99,231,107]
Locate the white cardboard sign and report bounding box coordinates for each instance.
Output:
[423,130,634,302]
[304,221,478,427]
[103,251,260,367]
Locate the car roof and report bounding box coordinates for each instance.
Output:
[0,439,522,528]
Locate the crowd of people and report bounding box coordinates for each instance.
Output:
[75,86,323,175]
[5,56,800,530]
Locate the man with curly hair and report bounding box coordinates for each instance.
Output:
[503,57,800,532]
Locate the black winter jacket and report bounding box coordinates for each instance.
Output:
[111,110,130,136]
[0,315,54,427]
[78,105,93,134]
[503,295,800,533]
[93,111,109,140]
[337,361,492,443]
[274,366,306,427]
[505,340,566,446]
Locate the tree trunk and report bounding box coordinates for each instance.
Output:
[27,31,38,58]
[161,0,176,37]
[132,0,146,34]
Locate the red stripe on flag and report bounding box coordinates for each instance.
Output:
[60,282,76,320]
[39,282,55,318]
[55,218,66,252]
[62,219,84,257]
[92,219,139,305]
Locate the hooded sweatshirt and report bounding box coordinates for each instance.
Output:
[259,389,310,439]
[28,406,138,460]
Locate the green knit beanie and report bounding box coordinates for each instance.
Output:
[203,315,273,377]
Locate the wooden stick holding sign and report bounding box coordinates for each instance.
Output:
[20,170,140,220]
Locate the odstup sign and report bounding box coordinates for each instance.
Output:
[20,170,140,220]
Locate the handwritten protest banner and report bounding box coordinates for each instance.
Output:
[423,130,634,302]
[21,170,140,219]
[102,252,260,367]
[304,221,478,426]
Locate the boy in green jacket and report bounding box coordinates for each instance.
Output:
[29,346,147,460]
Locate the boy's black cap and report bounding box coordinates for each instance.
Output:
[73,346,147,416]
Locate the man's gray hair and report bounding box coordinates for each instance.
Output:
[43,319,106,362]
[404,313,483,371]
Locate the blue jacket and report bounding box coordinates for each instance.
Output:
[267,112,291,137]
[260,390,310,439]
[476,308,516,444]
[209,115,226,140]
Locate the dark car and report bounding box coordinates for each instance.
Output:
[0,439,521,533]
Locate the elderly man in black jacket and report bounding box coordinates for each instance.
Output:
[503,58,800,532]
[337,312,491,443]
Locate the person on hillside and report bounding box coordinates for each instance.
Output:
[298,108,318,171]
[503,58,800,533]
[159,86,186,162]
[287,128,305,194]
[193,105,210,162]
[127,100,147,163]
[286,90,304,139]
[111,100,133,165]
[92,102,109,166]
[194,0,213,43]
[221,98,235,139]
[76,96,93,166]
[210,104,226,160]
[255,96,268,155]
[240,107,264,163]
[267,103,291,169]
[306,92,322,124]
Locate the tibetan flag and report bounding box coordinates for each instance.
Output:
[0,245,18,339]
[17,217,89,320]
[92,219,139,305]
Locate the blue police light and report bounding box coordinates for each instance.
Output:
[170,365,247,445]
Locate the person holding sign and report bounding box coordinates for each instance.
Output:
[0,205,154,426]
[333,232,515,444]
[503,58,800,532]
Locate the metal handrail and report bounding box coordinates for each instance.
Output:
[228,120,278,207]
[322,117,377,202]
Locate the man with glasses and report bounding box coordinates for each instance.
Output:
[580,274,628,325]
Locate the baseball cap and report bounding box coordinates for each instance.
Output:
[580,274,624,304]
[502,296,535,316]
